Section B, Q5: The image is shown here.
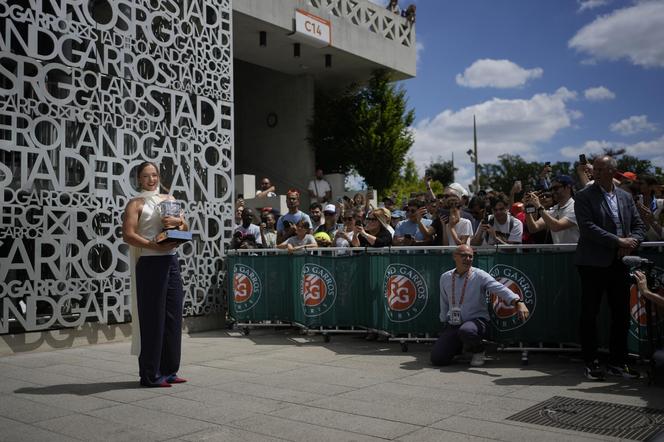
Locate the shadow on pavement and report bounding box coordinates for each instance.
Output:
[15,381,139,396]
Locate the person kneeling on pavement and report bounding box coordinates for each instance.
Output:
[431,245,530,367]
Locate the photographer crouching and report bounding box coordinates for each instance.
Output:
[634,270,664,379]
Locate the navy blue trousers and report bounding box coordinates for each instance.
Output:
[430,318,488,366]
[136,254,184,384]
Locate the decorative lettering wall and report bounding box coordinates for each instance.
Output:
[0,0,234,333]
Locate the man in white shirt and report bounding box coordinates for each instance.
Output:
[471,194,522,246]
[308,168,332,204]
[523,175,579,244]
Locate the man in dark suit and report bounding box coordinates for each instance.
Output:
[574,155,646,380]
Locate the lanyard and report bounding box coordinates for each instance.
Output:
[451,268,472,306]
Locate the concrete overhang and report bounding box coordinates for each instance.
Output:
[233,0,416,89]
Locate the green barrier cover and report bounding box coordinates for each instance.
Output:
[227,249,663,357]
[229,255,293,323]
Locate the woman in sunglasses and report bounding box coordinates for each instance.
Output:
[335,208,361,247]
[351,208,393,247]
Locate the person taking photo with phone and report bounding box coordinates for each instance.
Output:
[523,175,579,244]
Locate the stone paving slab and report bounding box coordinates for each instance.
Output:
[1,329,663,442]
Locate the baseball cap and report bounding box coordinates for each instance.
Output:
[446,182,469,198]
[323,204,336,214]
[391,210,405,219]
[553,175,574,186]
[615,171,637,181]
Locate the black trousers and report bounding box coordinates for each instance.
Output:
[577,261,630,365]
[136,254,185,383]
[430,318,488,366]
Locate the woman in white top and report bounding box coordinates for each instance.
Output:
[122,162,188,388]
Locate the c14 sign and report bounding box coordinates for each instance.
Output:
[294,9,331,48]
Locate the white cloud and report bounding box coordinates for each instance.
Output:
[569,1,664,68]
[412,88,579,189]
[610,115,658,135]
[584,86,615,101]
[578,0,611,12]
[560,135,664,168]
[455,59,543,89]
[415,41,424,66]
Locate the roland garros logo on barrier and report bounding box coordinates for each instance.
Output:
[488,264,536,331]
[233,264,262,313]
[629,283,664,342]
[383,264,428,322]
[300,263,337,317]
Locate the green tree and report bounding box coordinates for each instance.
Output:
[479,154,574,193]
[425,157,456,187]
[384,157,443,205]
[350,70,415,193]
[307,70,415,193]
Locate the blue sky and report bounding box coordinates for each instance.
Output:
[373,0,664,188]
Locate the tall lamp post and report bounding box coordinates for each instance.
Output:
[466,115,479,193]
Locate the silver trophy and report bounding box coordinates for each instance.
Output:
[155,200,192,244]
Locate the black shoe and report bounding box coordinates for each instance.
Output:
[606,363,640,379]
[584,360,605,380]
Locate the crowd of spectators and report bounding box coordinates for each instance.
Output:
[231,160,664,252]
[386,0,416,24]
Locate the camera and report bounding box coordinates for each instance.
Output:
[438,208,450,218]
[525,205,536,214]
[355,219,363,227]
[623,256,664,290]
[579,154,587,165]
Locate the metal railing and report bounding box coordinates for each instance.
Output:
[227,242,664,256]
[307,0,415,48]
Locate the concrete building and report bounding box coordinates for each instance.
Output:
[0,0,416,351]
[234,0,416,202]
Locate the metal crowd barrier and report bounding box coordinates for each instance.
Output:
[227,243,664,361]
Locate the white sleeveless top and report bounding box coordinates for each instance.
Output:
[138,193,176,256]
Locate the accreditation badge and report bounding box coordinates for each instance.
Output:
[449,306,462,326]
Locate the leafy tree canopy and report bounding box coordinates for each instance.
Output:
[308,70,415,194]
[425,157,456,187]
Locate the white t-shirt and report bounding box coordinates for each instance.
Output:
[334,231,355,247]
[285,234,317,247]
[446,217,474,245]
[234,223,261,241]
[308,179,331,200]
[483,215,522,245]
[547,198,579,244]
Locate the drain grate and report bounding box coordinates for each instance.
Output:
[507,396,664,441]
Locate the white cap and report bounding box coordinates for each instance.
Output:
[446,182,469,197]
[323,204,336,213]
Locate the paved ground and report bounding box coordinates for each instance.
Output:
[0,328,663,441]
